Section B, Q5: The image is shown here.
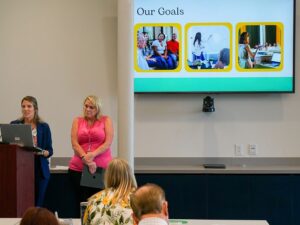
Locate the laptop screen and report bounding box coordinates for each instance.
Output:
[272,53,281,63]
[0,124,34,147]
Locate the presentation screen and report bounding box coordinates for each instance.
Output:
[133,0,295,93]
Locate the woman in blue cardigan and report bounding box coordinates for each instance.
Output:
[11,96,53,207]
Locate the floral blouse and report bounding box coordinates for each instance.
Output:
[83,188,134,225]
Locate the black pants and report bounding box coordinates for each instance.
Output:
[68,169,101,217]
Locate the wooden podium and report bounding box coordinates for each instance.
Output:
[0,144,34,217]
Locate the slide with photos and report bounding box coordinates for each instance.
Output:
[133,0,294,93]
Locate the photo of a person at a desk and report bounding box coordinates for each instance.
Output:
[237,24,282,70]
[238,32,258,68]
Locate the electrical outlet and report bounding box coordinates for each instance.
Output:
[248,144,257,155]
[234,144,243,156]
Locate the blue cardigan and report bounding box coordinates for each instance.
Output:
[10,120,53,179]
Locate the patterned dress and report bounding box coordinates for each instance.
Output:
[83,188,134,225]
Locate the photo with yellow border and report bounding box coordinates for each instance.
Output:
[185,23,232,72]
[236,22,284,72]
[134,23,182,73]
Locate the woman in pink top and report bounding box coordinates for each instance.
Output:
[68,95,114,215]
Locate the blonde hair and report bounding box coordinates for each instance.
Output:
[83,95,102,119]
[104,158,137,203]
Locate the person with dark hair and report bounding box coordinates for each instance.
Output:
[214,48,230,69]
[11,96,53,207]
[20,207,59,225]
[141,31,160,69]
[166,33,179,69]
[192,32,213,63]
[142,32,153,57]
[238,32,258,68]
[130,183,169,225]
[151,33,174,69]
[83,158,137,225]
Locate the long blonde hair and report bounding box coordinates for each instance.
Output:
[104,158,137,203]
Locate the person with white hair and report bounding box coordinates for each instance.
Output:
[137,33,150,70]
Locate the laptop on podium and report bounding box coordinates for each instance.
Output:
[0,124,43,153]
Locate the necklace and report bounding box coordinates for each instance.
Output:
[32,128,37,137]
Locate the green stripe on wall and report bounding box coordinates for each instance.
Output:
[134,77,293,92]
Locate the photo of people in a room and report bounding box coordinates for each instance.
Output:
[186,25,231,71]
[136,25,180,71]
[237,24,282,70]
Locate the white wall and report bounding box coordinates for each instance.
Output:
[0,0,118,157]
[135,93,300,157]
[0,0,299,159]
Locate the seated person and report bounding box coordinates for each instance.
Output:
[166,33,179,69]
[130,183,169,225]
[20,207,59,225]
[142,32,153,57]
[83,158,137,225]
[214,48,230,69]
[137,33,150,70]
[137,32,157,69]
[151,33,174,69]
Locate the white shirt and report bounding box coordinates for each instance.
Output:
[139,217,168,225]
[152,40,166,55]
[238,44,252,68]
[193,41,204,56]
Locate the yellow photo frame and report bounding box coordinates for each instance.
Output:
[134,23,182,73]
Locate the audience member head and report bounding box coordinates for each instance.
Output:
[20,207,59,225]
[20,96,41,124]
[83,95,102,120]
[130,183,168,223]
[105,158,137,202]
[239,32,249,44]
[219,48,230,66]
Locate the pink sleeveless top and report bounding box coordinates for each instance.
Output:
[69,116,112,172]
